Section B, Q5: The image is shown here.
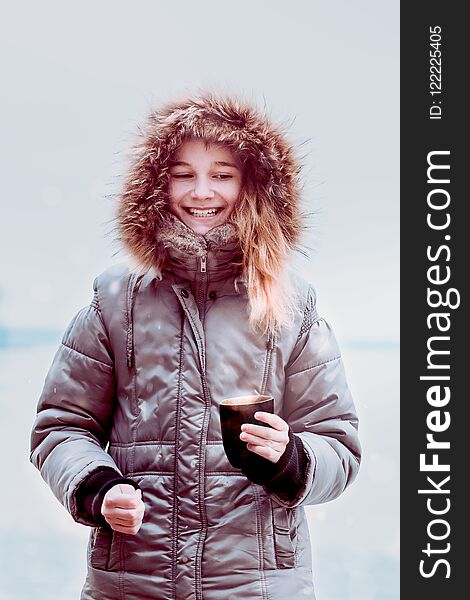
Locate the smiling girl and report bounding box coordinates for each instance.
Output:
[168,139,242,235]
[31,92,361,599]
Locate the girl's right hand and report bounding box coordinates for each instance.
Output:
[101,484,145,535]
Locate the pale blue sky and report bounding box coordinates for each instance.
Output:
[0,0,399,344]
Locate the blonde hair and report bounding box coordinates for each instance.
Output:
[230,185,298,335]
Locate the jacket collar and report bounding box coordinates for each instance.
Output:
[156,212,244,287]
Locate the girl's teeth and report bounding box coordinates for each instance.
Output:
[188,208,218,217]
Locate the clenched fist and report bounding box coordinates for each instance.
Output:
[101,483,145,535]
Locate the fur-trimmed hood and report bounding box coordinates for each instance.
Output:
[117,92,303,273]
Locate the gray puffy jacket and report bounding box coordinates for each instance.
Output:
[30,93,361,600]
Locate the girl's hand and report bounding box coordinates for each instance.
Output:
[101,484,145,535]
[240,412,290,463]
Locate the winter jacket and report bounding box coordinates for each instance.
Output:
[30,94,361,600]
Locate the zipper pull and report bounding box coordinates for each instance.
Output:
[200,254,207,273]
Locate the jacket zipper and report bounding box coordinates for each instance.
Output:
[197,253,208,326]
[260,332,275,396]
[200,254,207,273]
[194,251,210,600]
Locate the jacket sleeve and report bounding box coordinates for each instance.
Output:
[30,279,121,526]
[273,286,361,508]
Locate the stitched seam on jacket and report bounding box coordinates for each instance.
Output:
[128,273,146,480]
[126,272,144,369]
[185,309,206,371]
[60,342,113,369]
[120,274,149,591]
[93,278,113,347]
[126,471,174,476]
[293,507,300,568]
[205,471,244,476]
[181,294,209,599]
[129,342,139,479]
[270,500,281,569]
[195,368,210,600]
[109,440,175,447]
[296,287,319,341]
[171,312,185,600]
[90,290,99,310]
[287,354,341,377]
[125,274,136,368]
[118,559,125,600]
[252,484,269,599]
[296,314,320,340]
[118,471,245,477]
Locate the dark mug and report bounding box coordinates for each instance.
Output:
[219,394,274,468]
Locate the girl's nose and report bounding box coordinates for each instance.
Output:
[191,176,214,200]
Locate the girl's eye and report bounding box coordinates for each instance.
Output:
[171,173,193,180]
[213,173,233,180]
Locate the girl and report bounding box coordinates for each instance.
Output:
[31,92,361,599]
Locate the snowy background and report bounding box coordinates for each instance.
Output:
[0,1,399,598]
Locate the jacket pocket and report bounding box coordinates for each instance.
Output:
[89,527,114,571]
[271,504,297,569]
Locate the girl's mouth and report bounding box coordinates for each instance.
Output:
[185,207,223,218]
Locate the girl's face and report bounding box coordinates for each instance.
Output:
[168,139,242,235]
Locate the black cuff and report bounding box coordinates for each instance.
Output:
[264,433,308,499]
[75,467,140,526]
[241,427,308,501]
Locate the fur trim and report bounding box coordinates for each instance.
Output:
[156,212,238,259]
[117,92,303,272]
